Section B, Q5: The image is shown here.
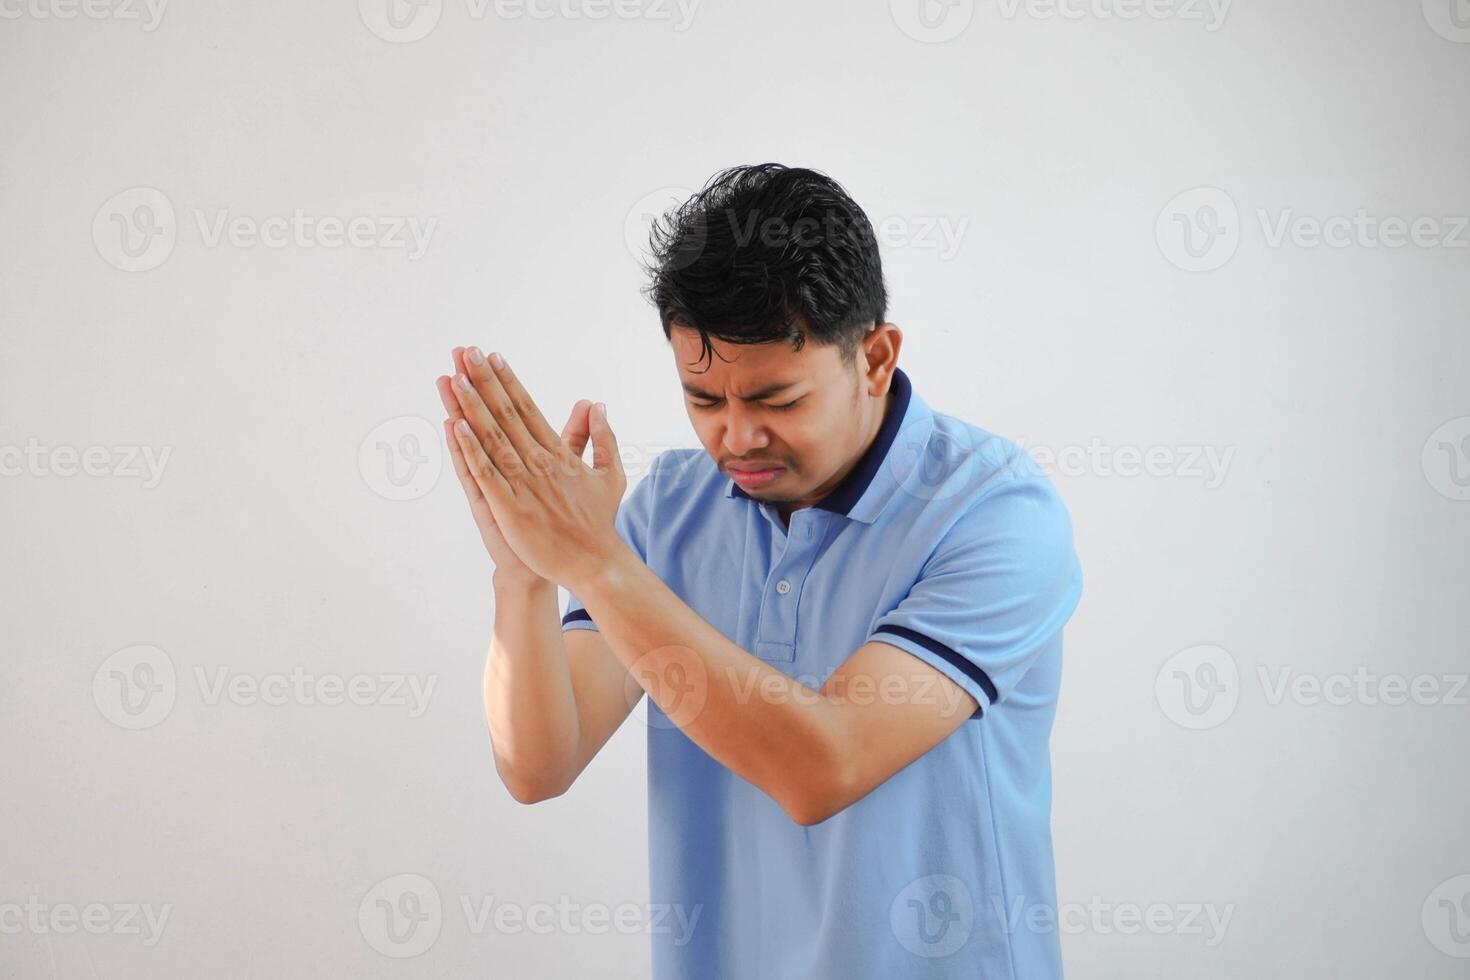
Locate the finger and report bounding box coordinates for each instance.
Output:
[443,416,483,502]
[447,348,477,422]
[441,417,499,525]
[440,345,478,421]
[589,401,623,477]
[452,415,517,504]
[451,347,470,391]
[436,374,463,421]
[450,371,530,483]
[562,399,592,459]
[464,347,564,456]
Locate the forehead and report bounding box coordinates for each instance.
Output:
[669,325,836,386]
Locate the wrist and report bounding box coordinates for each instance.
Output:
[493,571,555,597]
[567,542,639,607]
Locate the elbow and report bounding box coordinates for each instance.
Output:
[783,785,855,827]
[779,749,859,827]
[495,758,572,806]
[505,779,567,806]
[785,800,838,827]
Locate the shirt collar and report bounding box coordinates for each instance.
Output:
[724,365,933,525]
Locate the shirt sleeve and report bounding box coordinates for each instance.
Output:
[561,450,664,633]
[866,463,1083,718]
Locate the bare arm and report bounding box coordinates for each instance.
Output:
[437,348,638,804]
[484,576,641,803]
[441,346,980,826]
[569,548,976,826]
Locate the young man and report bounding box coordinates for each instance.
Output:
[435,164,1083,978]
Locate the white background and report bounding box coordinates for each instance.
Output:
[2,0,1468,976]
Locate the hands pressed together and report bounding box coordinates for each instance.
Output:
[434,346,628,592]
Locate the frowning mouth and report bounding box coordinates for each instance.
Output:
[728,465,785,488]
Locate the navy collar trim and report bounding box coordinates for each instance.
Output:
[729,366,913,516]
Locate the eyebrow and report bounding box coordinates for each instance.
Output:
[681,380,802,402]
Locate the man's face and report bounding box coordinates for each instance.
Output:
[670,324,878,512]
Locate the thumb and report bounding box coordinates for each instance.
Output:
[561,399,592,458]
[590,401,622,477]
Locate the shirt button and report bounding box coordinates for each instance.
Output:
[775,579,792,595]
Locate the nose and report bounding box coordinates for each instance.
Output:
[719,403,771,457]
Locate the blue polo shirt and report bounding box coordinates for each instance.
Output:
[561,366,1083,979]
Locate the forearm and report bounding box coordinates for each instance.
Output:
[484,575,581,801]
[573,546,849,824]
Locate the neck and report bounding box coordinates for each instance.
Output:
[777,385,893,524]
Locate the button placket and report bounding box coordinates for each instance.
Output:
[755,511,828,661]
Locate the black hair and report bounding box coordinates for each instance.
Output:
[640,163,888,372]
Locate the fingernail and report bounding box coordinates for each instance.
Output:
[596,401,607,420]
[455,419,471,436]
[490,351,505,369]
[455,374,472,392]
[467,347,485,366]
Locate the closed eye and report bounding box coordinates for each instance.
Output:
[691,398,802,412]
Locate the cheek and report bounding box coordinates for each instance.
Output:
[687,412,713,441]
